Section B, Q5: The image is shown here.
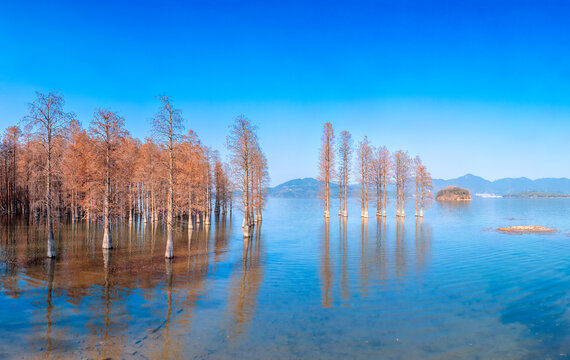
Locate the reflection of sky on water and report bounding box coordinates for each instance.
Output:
[2,198,570,358]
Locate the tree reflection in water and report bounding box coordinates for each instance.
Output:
[318,215,433,308]
[320,219,333,308]
[45,257,55,357]
[227,224,264,339]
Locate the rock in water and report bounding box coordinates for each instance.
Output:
[497,225,556,234]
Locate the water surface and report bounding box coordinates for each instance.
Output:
[2,198,570,359]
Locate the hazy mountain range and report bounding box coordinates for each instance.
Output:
[268,174,570,198]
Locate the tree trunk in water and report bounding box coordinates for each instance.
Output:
[129,184,133,225]
[102,199,112,249]
[47,210,55,258]
[102,149,112,249]
[165,228,173,258]
[151,185,156,223]
[143,187,146,222]
[243,157,251,236]
[46,137,55,258]
[165,141,174,259]
[338,182,342,216]
[188,197,193,230]
[71,190,76,223]
[342,183,348,217]
[415,180,419,217]
[205,188,211,225]
[362,180,368,218]
[382,176,387,217]
[376,182,381,217]
[396,182,400,217]
[324,180,330,218]
[243,213,250,237]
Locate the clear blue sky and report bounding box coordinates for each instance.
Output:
[1,0,570,185]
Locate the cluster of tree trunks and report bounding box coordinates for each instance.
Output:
[226,116,269,238]
[318,123,433,219]
[0,92,270,258]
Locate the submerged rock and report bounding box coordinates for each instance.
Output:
[497,225,556,234]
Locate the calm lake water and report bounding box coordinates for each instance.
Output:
[2,198,570,359]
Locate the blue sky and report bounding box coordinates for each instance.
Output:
[1,0,570,185]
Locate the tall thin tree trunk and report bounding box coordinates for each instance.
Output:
[362,166,368,218]
[415,179,419,217]
[342,166,348,217]
[143,187,148,224]
[257,179,262,221]
[165,133,174,258]
[382,175,387,217]
[102,144,112,249]
[243,162,250,237]
[46,133,55,258]
[205,186,211,225]
[396,179,400,217]
[129,183,133,224]
[324,178,330,218]
[338,180,342,216]
[401,190,405,218]
[376,180,381,217]
[188,193,193,230]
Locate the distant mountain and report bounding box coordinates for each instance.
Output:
[432,174,570,195]
[504,191,570,199]
[268,178,360,198]
[269,174,570,198]
[268,178,322,198]
[432,174,492,194]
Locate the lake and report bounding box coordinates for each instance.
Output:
[2,198,570,359]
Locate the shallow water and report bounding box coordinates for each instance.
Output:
[2,198,570,359]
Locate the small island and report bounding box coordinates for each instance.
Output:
[436,186,471,201]
[497,225,557,234]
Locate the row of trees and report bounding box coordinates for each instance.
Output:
[318,123,433,219]
[0,91,269,258]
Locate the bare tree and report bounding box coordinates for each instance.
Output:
[357,136,372,218]
[0,126,21,216]
[152,95,184,258]
[318,123,335,218]
[414,156,421,218]
[393,150,411,218]
[22,91,74,257]
[212,150,224,218]
[251,144,269,222]
[338,131,353,217]
[227,115,258,237]
[90,109,127,249]
[371,146,392,217]
[414,156,433,217]
[379,147,392,217]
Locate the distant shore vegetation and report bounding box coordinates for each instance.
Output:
[503,191,570,199]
